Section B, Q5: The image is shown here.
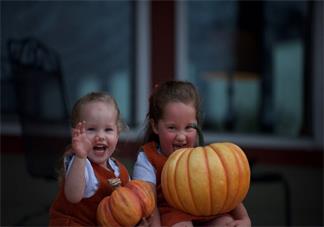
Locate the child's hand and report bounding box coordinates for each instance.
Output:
[228,218,251,227]
[71,121,92,159]
[136,217,151,227]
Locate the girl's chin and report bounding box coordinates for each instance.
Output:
[94,150,106,157]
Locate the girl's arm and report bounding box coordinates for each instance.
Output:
[137,182,161,227]
[64,121,92,203]
[64,156,87,203]
[148,182,161,227]
[133,152,161,226]
[147,206,161,227]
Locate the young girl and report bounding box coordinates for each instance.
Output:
[133,81,251,227]
[49,91,130,226]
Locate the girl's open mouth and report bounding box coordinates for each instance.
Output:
[93,144,107,156]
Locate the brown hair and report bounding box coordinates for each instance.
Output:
[143,80,202,143]
[71,91,127,132]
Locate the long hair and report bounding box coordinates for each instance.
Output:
[143,80,202,144]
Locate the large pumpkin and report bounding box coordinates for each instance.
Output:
[161,142,250,216]
[97,178,155,227]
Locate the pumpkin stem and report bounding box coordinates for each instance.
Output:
[192,124,205,146]
[108,178,121,188]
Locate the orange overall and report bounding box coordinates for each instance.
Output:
[142,142,216,226]
[49,159,129,226]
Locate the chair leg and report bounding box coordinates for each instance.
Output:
[252,173,291,226]
[282,176,291,226]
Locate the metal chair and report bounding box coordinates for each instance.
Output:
[7,37,70,224]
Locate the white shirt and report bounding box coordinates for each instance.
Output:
[65,155,120,198]
[132,150,157,185]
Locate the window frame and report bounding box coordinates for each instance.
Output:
[119,0,151,141]
[0,1,151,141]
[175,0,323,149]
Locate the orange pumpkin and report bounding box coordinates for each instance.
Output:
[161,142,250,216]
[97,179,155,227]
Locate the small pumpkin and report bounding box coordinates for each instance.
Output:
[161,142,250,216]
[97,178,155,227]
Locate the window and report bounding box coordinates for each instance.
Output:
[1,1,149,133]
[177,1,313,140]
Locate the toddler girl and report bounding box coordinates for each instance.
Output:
[49,91,129,226]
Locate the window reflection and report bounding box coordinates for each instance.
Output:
[184,0,309,137]
[1,1,134,125]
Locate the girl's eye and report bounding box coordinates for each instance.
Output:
[105,128,113,132]
[168,126,176,130]
[87,128,95,131]
[186,123,197,131]
[186,126,195,131]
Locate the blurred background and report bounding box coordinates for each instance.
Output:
[1,0,323,226]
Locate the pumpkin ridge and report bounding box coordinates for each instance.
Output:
[229,143,250,204]
[111,188,141,225]
[203,146,212,214]
[187,148,199,214]
[127,182,153,217]
[230,147,242,211]
[172,150,187,211]
[115,189,129,206]
[161,163,170,206]
[212,145,229,212]
[107,197,120,226]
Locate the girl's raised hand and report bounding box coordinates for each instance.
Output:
[71,121,92,159]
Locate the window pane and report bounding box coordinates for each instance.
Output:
[1,1,134,125]
[185,0,309,137]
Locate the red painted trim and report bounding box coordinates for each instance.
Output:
[1,135,24,154]
[150,0,175,89]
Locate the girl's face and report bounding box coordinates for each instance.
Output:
[80,101,119,167]
[152,101,198,157]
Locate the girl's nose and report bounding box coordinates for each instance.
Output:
[176,131,186,141]
[95,133,104,142]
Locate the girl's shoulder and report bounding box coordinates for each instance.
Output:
[109,157,129,174]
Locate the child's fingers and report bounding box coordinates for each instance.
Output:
[80,121,86,134]
[72,128,79,137]
[71,137,78,144]
[72,121,86,136]
[76,121,83,129]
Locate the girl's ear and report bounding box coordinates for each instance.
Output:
[151,119,159,134]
